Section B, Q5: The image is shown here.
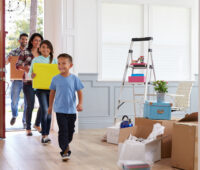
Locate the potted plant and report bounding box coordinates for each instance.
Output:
[153,80,168,103]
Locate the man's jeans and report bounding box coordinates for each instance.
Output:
[11,80,27,123]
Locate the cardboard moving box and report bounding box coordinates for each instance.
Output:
[135,118,176,158]
[118,125,162,165]
[10,56,24,80]
[171,122,198,170]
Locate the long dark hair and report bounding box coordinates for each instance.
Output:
[40,40,54,64]
[27,33,43,51]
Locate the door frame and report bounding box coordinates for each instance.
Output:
[0,0,6,138]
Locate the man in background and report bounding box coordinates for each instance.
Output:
[6,33,28,128]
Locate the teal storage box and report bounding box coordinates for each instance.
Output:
[144,101,171,120]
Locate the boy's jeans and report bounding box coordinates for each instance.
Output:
[11,80,27,123]
[36,90,51,136]
[56,113,76,152]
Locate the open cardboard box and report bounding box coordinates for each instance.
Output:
[135,117,176,158]
[118,125,162,165]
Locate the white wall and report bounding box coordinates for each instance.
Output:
[75,0,98,73]
[43,0,63,57]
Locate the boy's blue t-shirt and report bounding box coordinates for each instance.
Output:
[50,74,84,114]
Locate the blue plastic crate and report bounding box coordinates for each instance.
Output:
[144,101,171,120]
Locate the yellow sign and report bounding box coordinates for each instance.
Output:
[32,63,60,90]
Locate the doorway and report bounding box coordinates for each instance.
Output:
[5,0,44,132]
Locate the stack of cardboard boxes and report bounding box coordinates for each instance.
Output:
[106,100,198,169]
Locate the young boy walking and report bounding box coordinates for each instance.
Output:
[48,53,84,161]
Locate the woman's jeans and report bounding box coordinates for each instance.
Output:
[23,84,41,130]
[36,89,51,136]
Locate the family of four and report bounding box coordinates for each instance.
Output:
[6,32,84,160]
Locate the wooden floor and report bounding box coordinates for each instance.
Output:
[0,129,178,170]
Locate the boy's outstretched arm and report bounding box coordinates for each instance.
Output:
[76,90,83,112]
[48,90,56,114]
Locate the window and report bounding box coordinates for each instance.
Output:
[149,5,191,81]
[101,2,143,80]
[100,2,196,81]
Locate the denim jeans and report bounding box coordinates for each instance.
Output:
[35,107,41,127]
[23,84,41,130]
[11,80,27,123]
[56,113,76,153]
[36,90,51,136]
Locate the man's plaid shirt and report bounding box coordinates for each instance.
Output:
[16,49,34,85]
[6,47,23,59]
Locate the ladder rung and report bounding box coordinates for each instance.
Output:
[132,37,153,42]
[129,66,147,69]
[129,65,153,69]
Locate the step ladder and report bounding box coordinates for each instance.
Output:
[115,37,156,122]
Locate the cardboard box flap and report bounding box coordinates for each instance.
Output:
[119,126,164,144]
[179,112,198,122]
[131,126,152,139]
[118,126,135,143]
[135,118,175,137]
[176,122,198,126]
[118,126,151,143]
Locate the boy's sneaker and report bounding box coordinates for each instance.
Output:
[26,130,33,136]
[60,146,71,161]
[61,150,71,161]
[46,138,51,143]
[41,137,51,144]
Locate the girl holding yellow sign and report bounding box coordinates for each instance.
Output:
[29,40,57,144]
